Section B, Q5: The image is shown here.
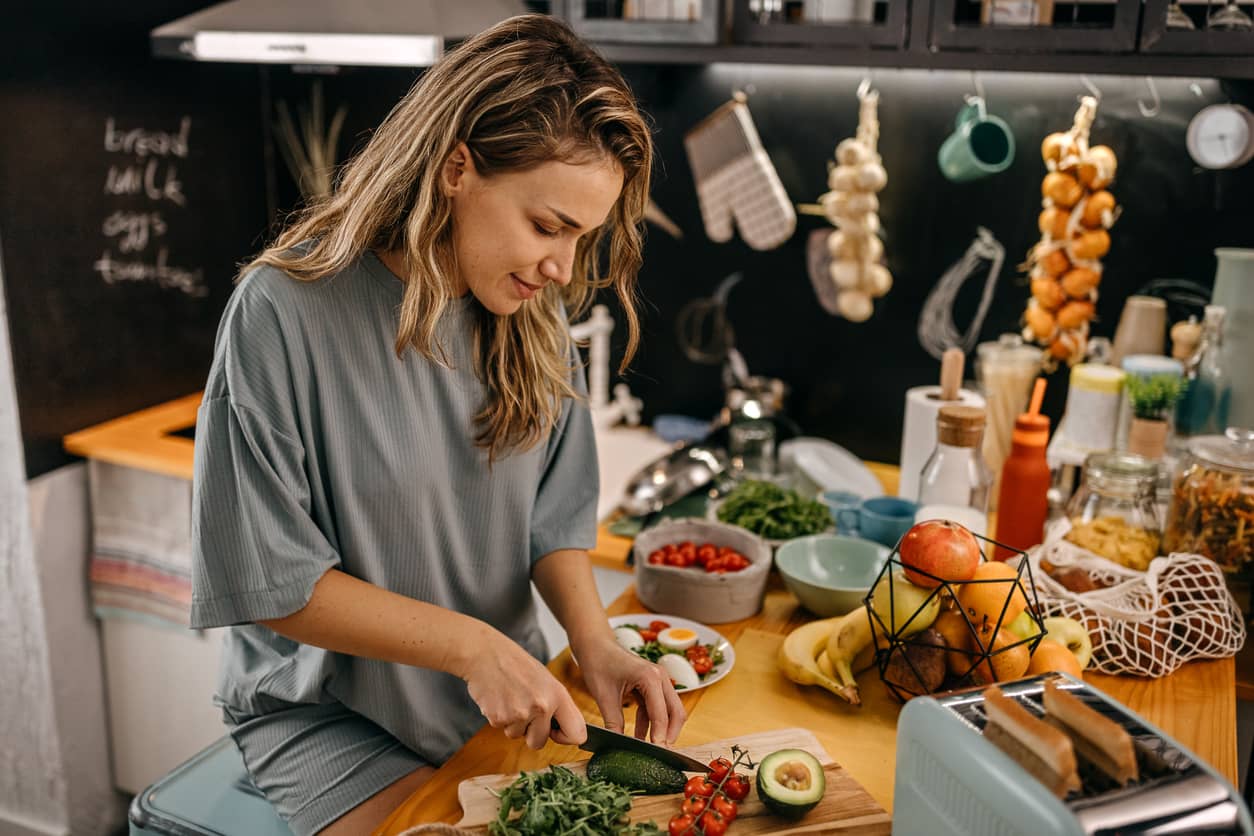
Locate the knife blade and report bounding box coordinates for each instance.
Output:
[574,721,711,773]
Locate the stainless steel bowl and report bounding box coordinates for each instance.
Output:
[619,444,728,517]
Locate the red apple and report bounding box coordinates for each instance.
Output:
[898,519,981,589]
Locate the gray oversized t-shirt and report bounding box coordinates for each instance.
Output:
[189,251,599,765]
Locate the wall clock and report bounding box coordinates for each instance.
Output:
[1186,103,1254,170]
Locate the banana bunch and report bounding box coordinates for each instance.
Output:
[778,608,876,707]
[1023,95,1120,367]
[819,86,891,323]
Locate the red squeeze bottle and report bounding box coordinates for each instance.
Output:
[993,378,1051,560]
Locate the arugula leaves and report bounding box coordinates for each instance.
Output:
[716,479,831,540]
[489,766,663,836]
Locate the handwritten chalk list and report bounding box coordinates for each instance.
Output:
[94,116,206,297]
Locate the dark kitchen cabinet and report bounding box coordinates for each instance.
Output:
[1140,0,1254,54]
[565,0,724,43]
[927,0,1141,53]
[730,0,909,48]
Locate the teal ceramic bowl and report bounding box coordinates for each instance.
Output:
[775,535,891,617]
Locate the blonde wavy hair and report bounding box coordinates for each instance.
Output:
[244,15,651,460]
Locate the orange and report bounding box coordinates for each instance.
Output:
[1026,638,1084,679]
[970,627,1031,685]
[932,609,980,677]
[956,562,1029,635]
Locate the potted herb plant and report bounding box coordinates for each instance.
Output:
[1125,373,1187,459]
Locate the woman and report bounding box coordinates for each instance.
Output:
[189,15,684,835]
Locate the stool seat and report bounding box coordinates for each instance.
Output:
[129,737,292,836]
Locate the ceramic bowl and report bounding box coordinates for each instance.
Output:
[633,518,772,624]
[775,534,891,617]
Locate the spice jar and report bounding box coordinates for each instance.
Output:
[1064,452,1162,571]
[1164,427,1254,574]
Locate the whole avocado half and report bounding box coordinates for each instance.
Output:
[756,749,826,819]
[585,749,686,795]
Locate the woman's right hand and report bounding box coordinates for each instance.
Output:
[460,628,587,751]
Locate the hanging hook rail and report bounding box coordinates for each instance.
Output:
[1137,77,1162,118]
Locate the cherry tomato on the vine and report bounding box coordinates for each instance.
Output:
[707,756,733,782]
[683,775,715,798]
[711,794,739,822]
[722,774,751,801]
[680,795,707,817]
[667,813,695,836]
[699,809,728,836]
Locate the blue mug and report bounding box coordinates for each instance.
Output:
[818,490,863,534]
[937,98,1016,183]
[837,496,919,547]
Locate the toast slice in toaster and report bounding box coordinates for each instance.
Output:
[1043,680,1140,785]
[983,686,1082,798]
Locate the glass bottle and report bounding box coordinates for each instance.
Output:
[918,406,992,537]
[1175,305,1231,440]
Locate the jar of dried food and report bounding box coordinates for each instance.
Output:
[1164,427,1254,574]
[1064,452,1162,571]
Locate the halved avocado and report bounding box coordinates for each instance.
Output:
[756,749,826,819]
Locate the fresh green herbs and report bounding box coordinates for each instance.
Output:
[489,766,663,836]
[716,479,831,540]
[1126,373,1187,420]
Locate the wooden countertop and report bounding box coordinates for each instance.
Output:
[63,394,1244,827]
[376,581,1239,834]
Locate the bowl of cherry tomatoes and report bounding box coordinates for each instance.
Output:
[633,519,771,624]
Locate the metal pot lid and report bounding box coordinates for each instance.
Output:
[619,444,727,517]
[1189,427,1254,474]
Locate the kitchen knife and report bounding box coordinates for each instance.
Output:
[571,720,711,773]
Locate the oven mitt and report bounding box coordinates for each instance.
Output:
[684,99,796,251]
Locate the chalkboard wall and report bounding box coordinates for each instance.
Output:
[0,2,267,478]
[3,3,1253,478]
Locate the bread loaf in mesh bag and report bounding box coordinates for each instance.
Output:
[1029,518,1245,677]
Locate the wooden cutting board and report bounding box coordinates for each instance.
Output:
[452,727,890,834]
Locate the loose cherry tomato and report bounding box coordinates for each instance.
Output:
[639,629,658,642]
[727,554,750,572]
[649,620,671,632]
[722,774,751,801]
[678,540,694,551]
[699,809,728,836]
[707,757,733,782]
[684,776,715,798]
[692,656,714,675]
[663,542,679,554]
[697,544,717,564]
[664,552,685,568]
[678,544,696,564]
[685,646,709,664]
[668,813,695,836]
[718,545,735,557]
[711,794,739,822]
[703,556,723,573]
[680,795,707,817]
[648,550,665,565]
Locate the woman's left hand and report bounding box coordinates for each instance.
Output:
[573,635,687,745]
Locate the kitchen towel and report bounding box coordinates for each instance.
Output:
[684,97,796,251]
[88,461,193,628]
[897,385,987,502]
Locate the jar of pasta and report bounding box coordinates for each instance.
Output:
[1164,427,1254,574]
[1064,452,1162,571]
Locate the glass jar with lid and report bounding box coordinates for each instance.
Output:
[1063,452,1162,571]
[1164,427,1254,574]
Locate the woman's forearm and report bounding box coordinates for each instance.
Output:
[531,549,616,658]
[259,568,492,678]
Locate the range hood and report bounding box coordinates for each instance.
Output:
[152,0,528,67]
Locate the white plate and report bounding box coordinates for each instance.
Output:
[779,437,882,499]
[609,614,735,692]
[706,495,835,549]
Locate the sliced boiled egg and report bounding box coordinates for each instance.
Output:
[613,626,644,652]
[657,627,699,652]
[658,653,701,690]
